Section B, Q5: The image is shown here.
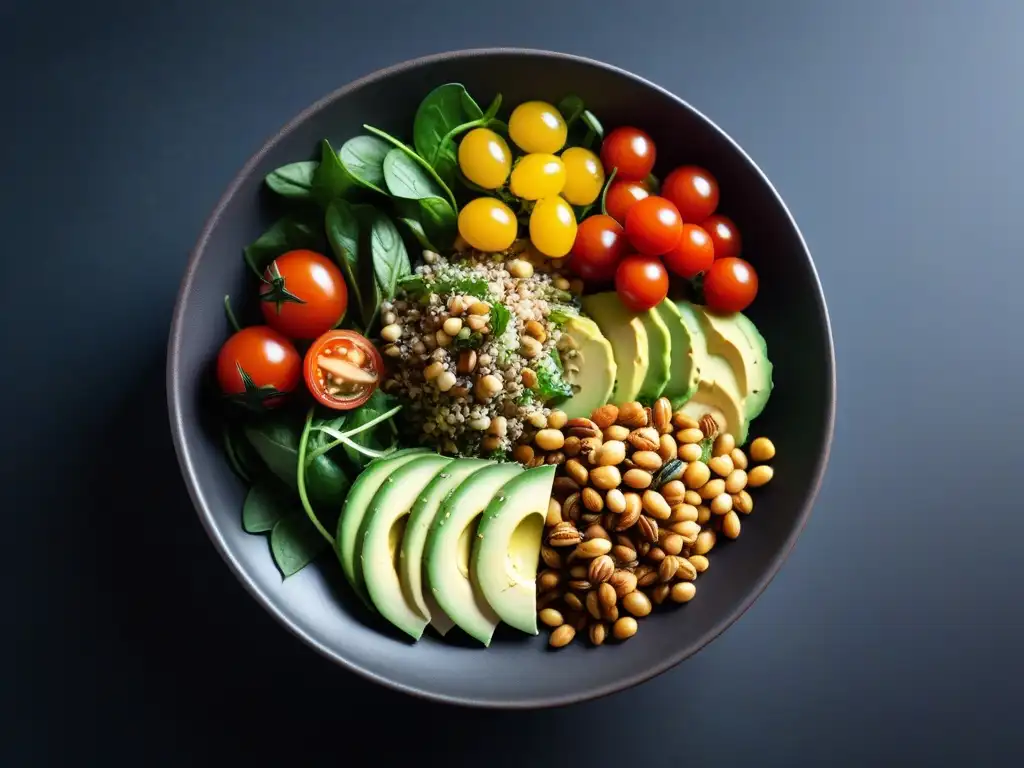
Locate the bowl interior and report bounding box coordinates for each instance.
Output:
[168,50,834,708]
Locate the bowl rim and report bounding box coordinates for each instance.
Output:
[166,46,837,709]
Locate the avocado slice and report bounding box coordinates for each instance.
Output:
[581,292,649,404]
[472,464,555,635]
[399,457,491,636]
[636,307,672,402]
[335,448,430,606]
[425,462,523,646]
[694,307,774,421]
[557,315,616,420]
[655,300,699,407]
[358,454,454,639]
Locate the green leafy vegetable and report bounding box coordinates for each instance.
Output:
[362,124,458,211]
[548,303,579,327]
[242,215,322,277]
[339,135,391,194]
[396,216,438,252]
[265,161,318,200]
[270,513,329,578]
[557,95,585,127]
[451,331,484,351]
[582,110,604,139]
[383,148,448,200]
[334,391,398,469]
[397,273,490,301]
[311,139,356,204]
[534,351,573,403]
[367,210,411,301]
[242,480,294,533]
[414,83,486,187]
[325,199,372,327]
[490,303,511,337]
[699,437,714,463]
[296,407,335,544]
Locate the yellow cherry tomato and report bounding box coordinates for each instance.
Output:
[509,154,567,201]
[508,101,568,154]
[457,128,512,190]
[458,197,518,252]
[529,196,578,258]
[560,147,606,206]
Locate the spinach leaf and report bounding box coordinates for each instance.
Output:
[414,83,484,172]
[363,124,458,211]
[339,135,390,194]
[325,199,371,327]
[397,216,438,252]
[367,210,411,301]
[311,139,355,204]
[265,161,318,200]
[383,148,447,201]
[534,350,573,403]
[243,215,321,276]
[338,391,396,469]
[490,303,511,337]
[271,513,329,578]
[557,95,586,127]
[393,195,457,252]
[242,479,294,533]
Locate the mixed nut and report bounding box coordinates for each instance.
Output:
[528,397,777,648]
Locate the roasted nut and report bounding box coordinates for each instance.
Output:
[613,616,638,640]
[580,436,603,457]
[684,490,703,506]
[678,442,703,462]
[600,601,619,623]
[521,368,538,388]
[725,469,748,494]
[672,411,699,430]
[674,520,701,544]
[645,546,666,563]
[588,555,615,583]
[722,511,742,539]
[730,448,749,470]
[589,622,607,646]
[537,569,561,591]
[623,590,652,617]
[513,444,535,464]
[568,579,593,592]
[596,581,617,609]
[627,427,660,452]
[591,404,619,429]
[612,544,637,563]
[750,437,776,462]
[683,461,711,489]
[699,478,727,500]
[536,429,565,452]
[658,433,678,463]
[564,592,584,611]
[549,522,581,547]
[603,425,630,441]
[541,546,562,569]
[562,492,582,523]
[563,436,581,457]
[693,529,716,556]
[671,582,697,603]
[575,538,612,559]
[566,417,602,440]
[696,504,711,524]
[584,524,610,541]
[552,476,579,499]
[676,557,698,581]
[642,490,672,520]
[623,469,653,489]
[698,414,720,439]
[710,493,733,516]
[637,515,659,543]
[748,465,774,487]
[632,451,663,472]
[708,455,734,477]
[545,451,566,466]
[615,503,641,531]
[678,427,704,444]
[653,397,673,434]
[581,487,604,512]
[590,465,622,490]
[651,583,672,605]
[670,503,699,523]
[617,401,647,428]
[661,480,686,507]
[564,458,589,487]
[586,590,602,620]
[549,624,576,648]
[547,410,568,430]
[595,440,627,466]
[546,498,562,527]
[661,533,684,555]
[688,554,710,573]
[605,488,626,514]
[610,569,638,597]
[733,490,754,515]
[712,432,736,457]
[539,608,564,627]
[658,555,680,583]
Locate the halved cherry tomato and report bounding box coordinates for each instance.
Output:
[625,196,683,256]
[304,330,383,410]
[700,214,742,261]
[615,254,669,312]
[260,250,348,340]
[703,257,758,313]
[217,326,301,410]
[604,180,650,225]
[568,214,628,282]
[663,224,715,279]
[662,166,720,222]
[600,126,656,181]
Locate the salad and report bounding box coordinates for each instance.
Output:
[214,84,777,649]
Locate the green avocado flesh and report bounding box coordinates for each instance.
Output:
[636,306,672,402]
[558,315,616,420]
[582,292,648,404]
[655,300,699,407]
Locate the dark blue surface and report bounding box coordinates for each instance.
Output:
[3,0,1022,763]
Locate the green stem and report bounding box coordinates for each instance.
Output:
[600,167,618,217]
[223,295,242,333]
[362,125,458,211]
[304,405,403,462]
[297,407,334,545]
[431,118,484,166]
[582,126,596,150]
[311,426,392,459]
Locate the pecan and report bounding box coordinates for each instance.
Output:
[627,427,660,452]
[638,515,659,543]
[548,522,582,547]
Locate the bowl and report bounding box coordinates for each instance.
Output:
[167,48,835,708]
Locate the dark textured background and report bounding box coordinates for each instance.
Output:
[3,0,1022,764]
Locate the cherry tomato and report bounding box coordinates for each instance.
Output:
[529,196,577,258]
[703,257,758,313]
[458,128,512,189]
[217,326,301,410]
[259,250,348,340]
[600,126,656,181]
[662,165,720,222]
[458,197,518,252]
[700,214,742,260]
[560,147,605,206]
[663,224,715,279]
[604,180,650,225]
[304,330,384,411]
[615,254,669,312]
[509,153,566,200]
[624,195,683,256]
[568,214,628,282]
[508,101,567,154]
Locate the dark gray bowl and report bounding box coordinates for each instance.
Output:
[167,48,835,708]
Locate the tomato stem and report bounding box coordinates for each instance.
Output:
[223,294,242,333]
[296,406,335,546]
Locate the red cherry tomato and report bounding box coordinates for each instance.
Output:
[704,257,758,313]
[664,224,715,279]
[568,214,629,283]
[662,166,720,222]
[217,326,301,410]
[604,180,650,225]
[260,250,348,340]
[615,254,669,312]
[624,196,683,256]
[700,214,742,261]
[600,127,656,181]
[304,330,383,411]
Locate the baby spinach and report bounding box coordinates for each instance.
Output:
[414,84,485,184]
[557,95,586,127]
[311,139,356,204]
[396,216,438,252]
[363,124,458,211]
[394,196,457,252]
[367,209,411,301]
[242,479,294,533]
[339,135,391,194]
[325,199,372,327]
[383,148,447,201]
[243,215,322,277]
[271,513,329,578]
[555,95,605,149]
[265,161,318,200]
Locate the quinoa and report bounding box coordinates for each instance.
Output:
[378,244,579,457]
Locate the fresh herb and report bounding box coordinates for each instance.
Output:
[332,391,399,469]
[338,135,391,194]
[548,303,579,327]
[265,161,318,201]
[451,331,484,351]
[490,303,512,337]
[362,124,458,211]
[556,95,604,149]
[311,139,356,204]
[242,479,294,533]
[397,273,490,301]
[270,513,329,578]
[367,209,411,301]
[518,389,536,406]
[223,295,242,333]
[242,215,321,277]
[699,437,714,463]
[534,351,573,403]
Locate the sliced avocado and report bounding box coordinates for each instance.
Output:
[654,300,699,407]
[399,457,491,636]
[679,355,749,445]
[694,307,774,421]
[472,464,555,635]
[358,454,454,640]
[558,315,616,420]
[582,292,649,404]
[636,307,672,403]
[336,448,430,607]
[425,462,523,646]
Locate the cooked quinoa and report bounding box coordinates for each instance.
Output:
[378,246,579,456]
